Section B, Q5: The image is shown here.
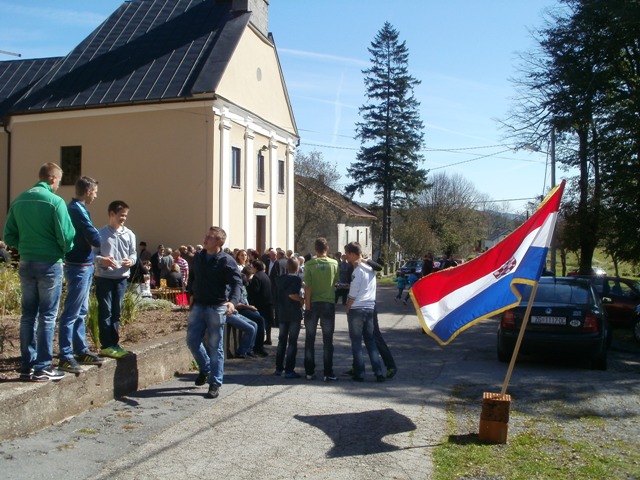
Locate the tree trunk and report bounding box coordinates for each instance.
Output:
[577,127,599,274]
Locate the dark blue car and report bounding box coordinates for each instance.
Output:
[497,277,610,370]
[400,260,422,275]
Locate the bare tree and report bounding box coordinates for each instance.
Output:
[413,172,490,258]
[294,151,342,253]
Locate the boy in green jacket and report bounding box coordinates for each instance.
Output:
[3,163,75,382]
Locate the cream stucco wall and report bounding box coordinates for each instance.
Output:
[6,100,296,253]
[7,104,215,250]
[216,28,295,136]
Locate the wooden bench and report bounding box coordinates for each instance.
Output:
[150,288,188,307]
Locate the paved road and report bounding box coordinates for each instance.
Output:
[1,284,638,479]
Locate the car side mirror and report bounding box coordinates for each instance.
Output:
[601,296,612,304]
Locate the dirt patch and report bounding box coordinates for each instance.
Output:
[0,308,189,381]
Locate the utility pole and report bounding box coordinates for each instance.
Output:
[550,127,557,274]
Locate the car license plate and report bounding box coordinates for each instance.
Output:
[531,316,566,325]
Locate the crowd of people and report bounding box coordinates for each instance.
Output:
[2,162,398,399]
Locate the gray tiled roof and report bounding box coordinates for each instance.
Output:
[0,57,62,120]
[7,0,249,115]
[296,176,378,220]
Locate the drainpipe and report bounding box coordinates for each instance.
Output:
[3,121,10,213]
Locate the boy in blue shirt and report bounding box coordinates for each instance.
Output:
[403,271,419,305]
[393,271,408,302]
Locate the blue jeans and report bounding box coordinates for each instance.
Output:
[239,308,266,352]
[18,261,63,372]
[373,307,396,370]
[95,276,128,349]
[58,264,94,359]
[226,312,257,355]
[186,304,227,386]
[304,302,335,376]
[347,308,384,379]
[277,320,301,373]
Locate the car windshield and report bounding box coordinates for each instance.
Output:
[520,282,590,305]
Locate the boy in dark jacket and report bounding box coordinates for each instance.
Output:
[274,258,304,378]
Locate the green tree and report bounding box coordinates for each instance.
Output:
[347,22,427,258]
[504,1,610,274]
[593,0,640,267]
[392,208,440,260]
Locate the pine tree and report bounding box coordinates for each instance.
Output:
[346,22,427,257]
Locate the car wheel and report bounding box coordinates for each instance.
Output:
[605,323,613,348]
[633,317,640,343]
[497,345,511,363]
[591,348,608,371]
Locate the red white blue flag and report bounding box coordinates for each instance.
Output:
[410,181,565,345]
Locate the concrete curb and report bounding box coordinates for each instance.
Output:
[0,331,192,441]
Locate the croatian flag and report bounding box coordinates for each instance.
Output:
[410,181,565,345]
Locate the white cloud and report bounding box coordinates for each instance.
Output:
[0,2,107,27]
[278,47,368,68]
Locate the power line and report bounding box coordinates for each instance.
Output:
[299,141,546,165]
[429,148,515,170]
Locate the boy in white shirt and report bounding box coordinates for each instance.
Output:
[94,200,137,358]
[345,242,385,382]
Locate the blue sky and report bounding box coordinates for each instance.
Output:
[1,0,562,212]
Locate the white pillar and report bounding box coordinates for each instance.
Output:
[244,128,255,249]
[269,138,278,248]
[219,114,232,236]
[286,143,295,252]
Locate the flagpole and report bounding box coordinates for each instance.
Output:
[500,281,540,395]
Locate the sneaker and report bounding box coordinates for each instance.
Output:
[59,357,83,374]
[19,368,34,381]
[376,375,386,383]
[195,372,209,386]
[386,367,398,379]
[100,346,129,359]
[273,369,283,376]
[205,384,220,399]
[253,349,269,357]
[236,351,256,359]
[32,368,65,382]
[75,351,105,365]
[323,375,338,382]
[115,346,131,357]
[305,374,316,381]
[284,371,301,379]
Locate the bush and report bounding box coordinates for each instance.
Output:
[0,267,21,316]
[138,297,174,311]
[85,283,145,349]
[120,284,142,326]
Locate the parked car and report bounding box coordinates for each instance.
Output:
[578,276,640,328]
[400,260,422,275]
[497,276,610,370]
[633,305,640,343]
[568,266,607,276]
